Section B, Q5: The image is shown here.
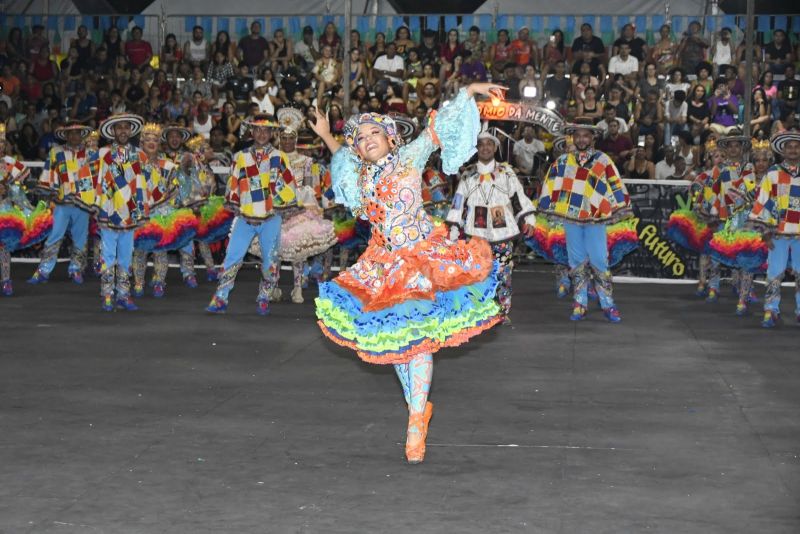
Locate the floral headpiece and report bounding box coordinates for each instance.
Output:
[141,122,163,139]
[343,113,403,150]
[186,134,208,152]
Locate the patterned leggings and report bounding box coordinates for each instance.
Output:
[0,247,10,281]
[492,241,514,316]
[394,353,433,434]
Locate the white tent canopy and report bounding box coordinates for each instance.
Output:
[476,0,709,15]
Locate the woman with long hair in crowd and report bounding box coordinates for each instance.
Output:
[439,29,464,87]
[542,29,567,74]
[651,24,677,75]
[490,29,512,80]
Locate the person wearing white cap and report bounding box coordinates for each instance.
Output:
[446,127,536,322]
[94,113,167,311]
[538,123,631,322]
[29,121,95,285]
[748,131,800,327]
[251,79,275,116]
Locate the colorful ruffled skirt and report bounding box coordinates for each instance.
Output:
[332,210,370,250]
[196,195,233,244]
[525,216,639,268]
[666,209,713,254]
[278,208,337,262]
[134,208,199,252]
[708,214,768,274]
[315,224,502,364]
[0,201,53,251]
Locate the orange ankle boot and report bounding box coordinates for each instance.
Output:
[405,402,434,464]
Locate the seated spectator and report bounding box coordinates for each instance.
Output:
[416,81,440,112]
[381,83,407,114]
[675,130,699,172]
[206,51,235,91]
[367,32,387,68]
[6,28,24,63]
[664,89,688,144]
[279,67,309,103]
[238,21,270,71]
[489,29,512,80]
[294,26,320,73]
[775,64,800,120]
[571,23,606,79]
[543,60,571,105]
[319,22,343,60]
[608,42,639,79]
[458,51,488,83]
[710,27,735,73]
[655,145,676,180]
[687,84,711,139]
[597,106,629,136]
[372,42,404,95]
[625,145,655,179]
[444,55,465,98]
[708,78,739,134]
[67,82,97,122]
[665,67,690,100]
[439,29,464,86]
[0,64,21,100]
[676,20,709,74]
[220,101,242,145]
[31,47,56,83]
[597,119,633,168]
[613,24,648,63]
[25,25,49,60]
[604,84,630,122]
[667,156,691,179]
[91,47,115,78]
[692,61,713,96]
[518,65,538,100]
[576,86,603,123]
[573,61,600,99]
[509,27,539,72]
[513,125,545,175]
[184,26,210,71]
[183,65,212,103]
[123,68,148,109]
[163,89,188,121]
[58,47,83,95]
[750,87,772,139]
[313,44,342,101]
[542,30,567,75]
[211,31,238,67]
[251,79,275,116]
[16,122,39,160]
[401,49,423,102]
[758,71,778,101]
[143,84,164,122]
[270,29,293,73]
[502,62,522,100]
[192,102,214,138]
[226,63,254,105]
[650,24,677,75]
[72,25,95,71]
[125,27,153,71]
[393,26,417,58]
[103,26,124,65]
[633,89,664,146]
[764,29,794,75]
[462,25,487,63]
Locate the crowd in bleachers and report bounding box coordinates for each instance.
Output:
[0,18,799,180]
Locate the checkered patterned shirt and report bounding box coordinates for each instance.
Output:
[698,162,755,221]
[39,145,99,210]
[537,150,630,223]
[225,145,297,222]
[749,163,800,236]
[95,144,164,229]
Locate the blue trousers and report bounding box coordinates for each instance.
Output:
[38,204,90,275]
[100,228,135,271]
[565,222,615,308]
[765,238,800,314]
[215,215,282,301]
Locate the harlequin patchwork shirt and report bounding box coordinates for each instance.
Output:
[225,144,297,222]
[749,162,800,236]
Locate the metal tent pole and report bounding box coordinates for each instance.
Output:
[742,0,755,139]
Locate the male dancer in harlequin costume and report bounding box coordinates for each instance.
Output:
[748,131,800,328]
[0,124,32,296]
[131,123,184,298]
[95,114,166,311]
[538,123,631,322]
[697,135,757,309]
[206,114,297,315]
[29,122,96,284]
[271,107,337,304]
[310,82,505,464]
[446,129,535,323]
[161,125,205,288]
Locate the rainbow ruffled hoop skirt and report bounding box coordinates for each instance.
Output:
[525,216,639,267]
[315,225,502,364]
[134,208,199,252]
[196,195,233,244]
[666,209,713,254]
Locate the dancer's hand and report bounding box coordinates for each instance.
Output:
[309,106,331,137]
[466,82,508,100]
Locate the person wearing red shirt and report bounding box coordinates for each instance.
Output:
[509,27,539,71]
[125,27,153,70]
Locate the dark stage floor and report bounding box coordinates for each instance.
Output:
[1,265,799,533]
